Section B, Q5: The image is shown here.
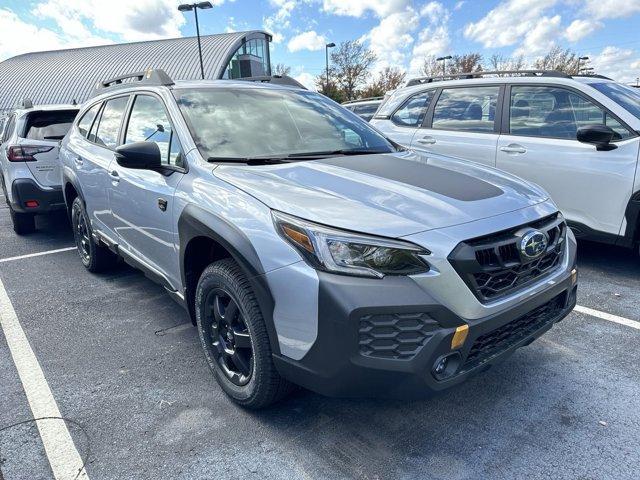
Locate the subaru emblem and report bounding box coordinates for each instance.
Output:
[520,230,548,259]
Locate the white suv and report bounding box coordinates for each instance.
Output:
[372,71,640,252]
[0,101,78,233]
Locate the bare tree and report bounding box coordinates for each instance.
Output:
[315,69,346,103]
[420,55,445,77]
[450,53,483,74]
[273,63,291,76]
[488,53,525,73]
[329,40,377,101]
[533,46,580,74]
[360,67,406,98]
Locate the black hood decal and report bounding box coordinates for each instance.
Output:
[317,155,503,201]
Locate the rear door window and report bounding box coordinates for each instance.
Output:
[3,115,15,143]
[93,96,129,149]
[432,86,499,133]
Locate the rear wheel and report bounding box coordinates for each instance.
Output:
[9,208,35,235]
[71,197,112,272]
[195,259,292,408]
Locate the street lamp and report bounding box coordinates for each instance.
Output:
[178,2,213,80]
[325,42,336,88]
[577,56,589,73]
[436,55,452,77]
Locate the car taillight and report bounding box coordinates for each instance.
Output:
[7,145,54,162]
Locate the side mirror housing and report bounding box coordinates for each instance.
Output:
[576,125,618,151]
[115,142,162,169]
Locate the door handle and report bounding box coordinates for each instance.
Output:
[109,170,120,184]
[73,155,84,166]
[416,136,437,145]
[499,144,527,154]
[157,198,167,212]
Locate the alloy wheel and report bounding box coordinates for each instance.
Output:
[203,288,253,386]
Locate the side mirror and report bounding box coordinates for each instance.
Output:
[576,125,618,151]
[115,141,162,169]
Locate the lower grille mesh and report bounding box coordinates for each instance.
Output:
[461,294,566,371]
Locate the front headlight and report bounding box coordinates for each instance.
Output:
[273,211,430,278]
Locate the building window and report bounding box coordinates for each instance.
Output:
[222,37,271,79]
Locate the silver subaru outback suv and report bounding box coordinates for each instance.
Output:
[60,70,578,408]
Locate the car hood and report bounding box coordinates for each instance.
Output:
[213,151,549,238]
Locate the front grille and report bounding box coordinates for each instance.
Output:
[358,312,439,360]
[449,213,567,302]
[461,293,566,372]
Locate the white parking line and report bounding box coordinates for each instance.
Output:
[0,277,89,479]
[575,304,640,331]
[0,247,76,264]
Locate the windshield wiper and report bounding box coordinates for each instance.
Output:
[207,156,291,164]
[283,148,393,158]
[206,148,393,164]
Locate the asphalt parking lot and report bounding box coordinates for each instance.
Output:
[0,201,639,480]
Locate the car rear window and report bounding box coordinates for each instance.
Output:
[23,110,79,141]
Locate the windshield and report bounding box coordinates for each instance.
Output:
[173,87,395,160]
[591,82,640,121]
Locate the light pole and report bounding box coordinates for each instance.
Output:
[436,55,452,77]
[577,56,589,74]
[178,2,213,80]
[325,42,336,89]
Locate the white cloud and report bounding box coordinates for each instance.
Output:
[589,46,640,83]
[287,31,327,52]
[514,15,562,57]
[263,0,299,44]
[33,0,185,41]
[454,1,466,10]
[294,71,317,91]
[463,0,558,48]
[564,19,602,42]
[362,8,419,70]
[408,2,451,74]
[0,8,110,60]
[583,0,640,19]
[321,0,410,18]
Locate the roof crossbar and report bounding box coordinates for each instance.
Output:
[406,70,571,86]
[95,69,175,92]
[238,75,306,89]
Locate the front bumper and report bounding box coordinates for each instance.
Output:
[274,266,577,399]
[10,178,65,213]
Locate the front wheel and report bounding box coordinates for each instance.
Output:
[195,258,292,408]
[71,197,113,272]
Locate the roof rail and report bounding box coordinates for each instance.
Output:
[406,70,571,86]
[94,68,175,94]
[572,74,612,80]
[238,75,307,89]
[342,96,384,105]
[21,98,33,109]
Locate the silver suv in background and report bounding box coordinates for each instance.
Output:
[0,100,78,233]
[372,71,640,253]
[60,70,577,408]
[342,97,383,122]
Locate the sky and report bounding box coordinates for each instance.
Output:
[0,0,639,90]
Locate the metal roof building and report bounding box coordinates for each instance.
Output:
[0,30,272,113]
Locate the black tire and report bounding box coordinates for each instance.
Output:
[71,197,112,272]
[9,208,35,235]
[195,258,293,408]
